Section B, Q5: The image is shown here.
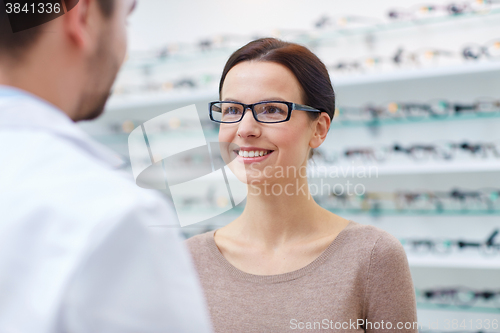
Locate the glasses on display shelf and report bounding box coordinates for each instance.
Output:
[128,34,255,62]
[113,80,199,96]
[327,50,441,74]
[457,229,500,255]
[394,141,500,160]
[392,47,455,66]
[462,39,500,60]
[323,188,500,213]
[268,28,319,42]
[313,141,500,165]
[209,101,325,124]
[328,56,387,74]
[334,100,452,123]
[395,188,499,212]
[402,229,500,256]
[416,286,500,309]
[392,142,455,161]
[311,147,338,164]
[388,3,469,20]
[334,98,500,125]
[411,188,500,211]
[401,238,454,254]
[454,98,500,114]
[197,34,258,52]
[122,8,500,71]
[333,104,393,123]
[450,142,500,158]
[327,39,500,75]
[313,15,383,29]
[389,100,454,119]
[312,147,384,165]
[343,147,388,163]
[323,191,395,212]
[445,187,500,211]
[104,116,219,136]
[113,73,220,96]
[107,120,138,134]
[388,0,500,21]
[323,191,392,211]
[327,61,363,72]
[394,191,446,212]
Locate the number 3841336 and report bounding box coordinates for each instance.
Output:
[5,2,61,14]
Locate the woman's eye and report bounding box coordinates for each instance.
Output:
[264,106,284,114]
[223,107,240,114]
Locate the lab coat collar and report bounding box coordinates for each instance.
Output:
[0,85,126,169]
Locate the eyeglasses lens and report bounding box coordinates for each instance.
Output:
[254,102,289,122]
[212,102,289,123]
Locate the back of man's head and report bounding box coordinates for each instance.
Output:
[0,0,136,122]
[0,0,114,63]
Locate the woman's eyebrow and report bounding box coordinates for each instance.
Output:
[221,97,287,103]
[263,97,287,102]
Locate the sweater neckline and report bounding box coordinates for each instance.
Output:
[206,220,356,283]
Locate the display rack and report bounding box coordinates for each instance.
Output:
[408,255,500,270]
[78,9,500,325]
[121,8,500,69]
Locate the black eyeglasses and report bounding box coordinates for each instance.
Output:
[401,229,500,256]
[209,100,324,124]
[417,286,500,309]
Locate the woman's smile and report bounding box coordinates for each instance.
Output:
[233,148,275,164]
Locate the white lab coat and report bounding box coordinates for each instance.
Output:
[0,86,213,333]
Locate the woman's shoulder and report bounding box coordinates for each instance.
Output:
[342,220,405,257]
[338,221,410,285]
[184,229,216,257]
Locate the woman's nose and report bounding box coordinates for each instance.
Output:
[237,108,260,137]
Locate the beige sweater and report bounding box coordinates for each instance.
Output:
[185,220,418,333]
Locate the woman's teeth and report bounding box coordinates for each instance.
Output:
[237,150,272,157]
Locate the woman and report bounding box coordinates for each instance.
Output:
[186,38,418,333]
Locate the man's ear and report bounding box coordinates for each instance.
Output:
[63,0,93,51]
[309,113,331,149]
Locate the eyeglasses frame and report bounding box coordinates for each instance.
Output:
[209,100,325,124]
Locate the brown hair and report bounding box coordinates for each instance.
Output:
[219,37,335,160]
[0,0,114,62]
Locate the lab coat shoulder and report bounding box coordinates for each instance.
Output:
[8,128,171,226]
[39,135,214,333]
[0,96,213,332]
[6,131,213,332]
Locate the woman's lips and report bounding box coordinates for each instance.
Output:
[233,150,274,164]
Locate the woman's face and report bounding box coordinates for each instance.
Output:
[219,60,316,184]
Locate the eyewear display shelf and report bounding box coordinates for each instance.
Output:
[323,57,500,326]
[104,60,500,112]
[120,8,500,70]
[79,56,500,326]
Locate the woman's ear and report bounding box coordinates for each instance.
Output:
[309,113,331,149]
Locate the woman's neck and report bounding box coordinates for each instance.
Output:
[229,175,340,250]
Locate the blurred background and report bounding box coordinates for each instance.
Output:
[78,0,500,330]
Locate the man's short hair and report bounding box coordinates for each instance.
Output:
[0,0,114,61]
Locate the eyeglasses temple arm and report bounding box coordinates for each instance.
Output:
[293,103,322,113]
